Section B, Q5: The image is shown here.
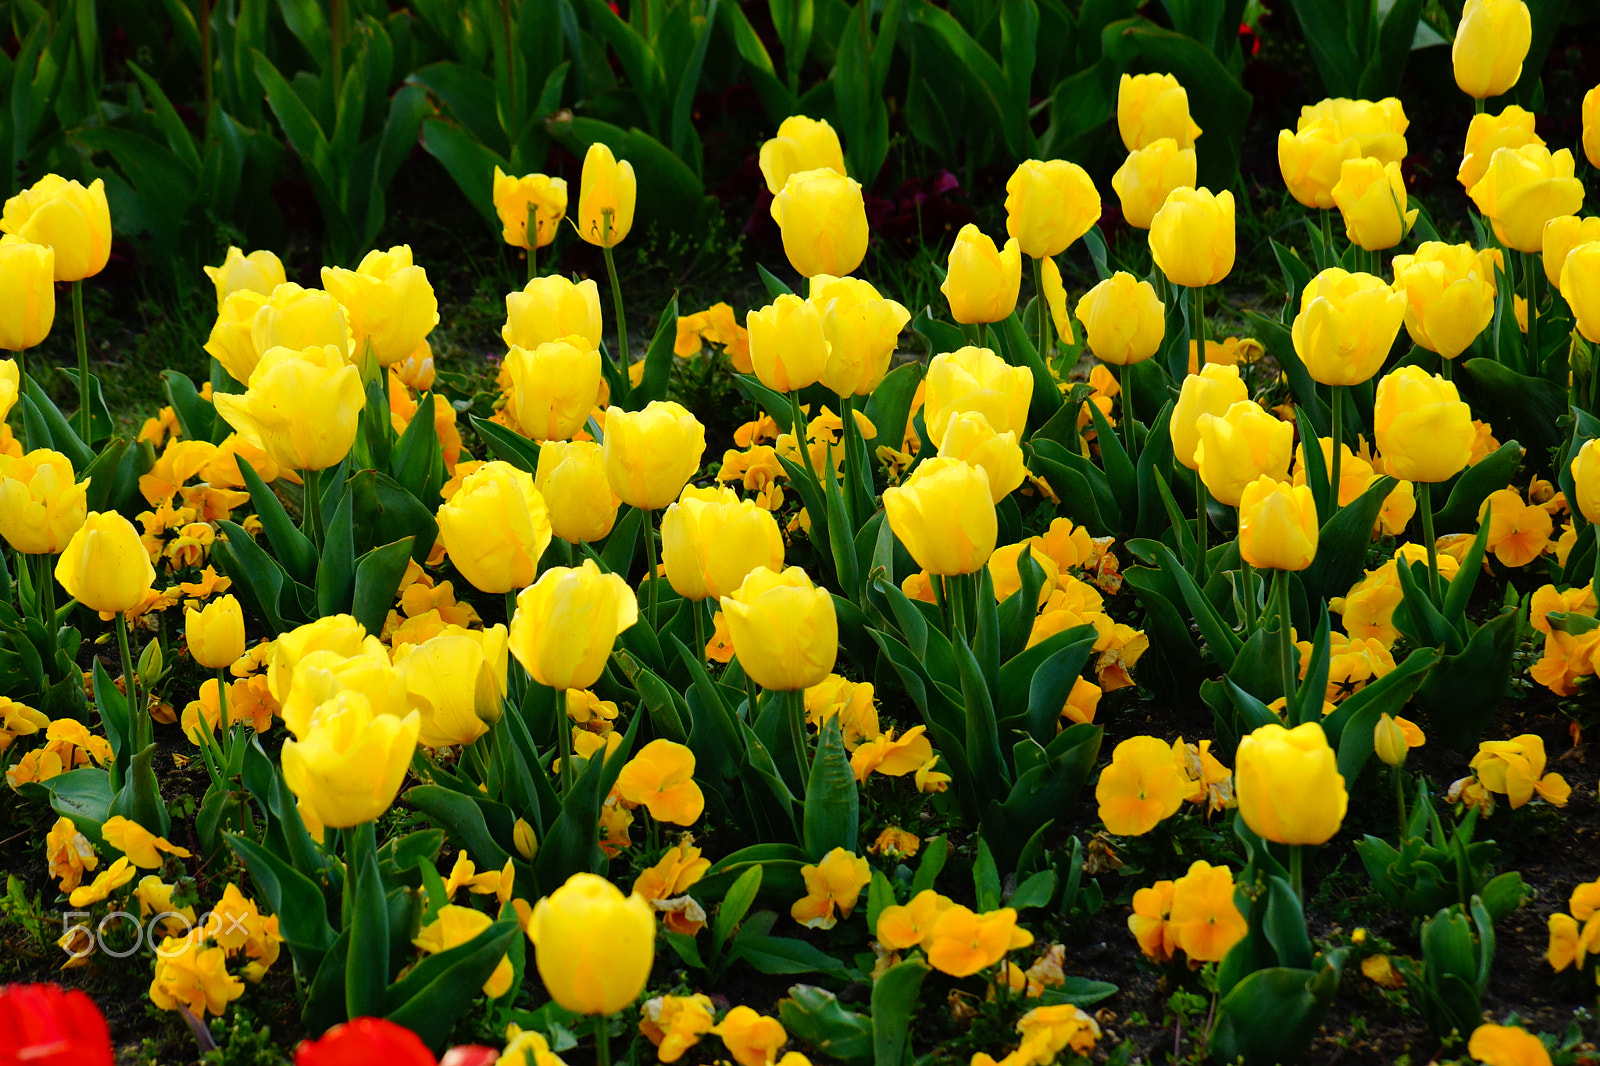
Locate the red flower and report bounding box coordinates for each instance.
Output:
[440,1049,500,1066]
[295,1018,437,1066]
[0,984,114,1066]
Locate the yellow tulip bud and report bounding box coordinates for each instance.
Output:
[771,168,869,278]
[0,448,88,554]
[941,224,1021,324]
[1149,187,1234,288]
[936,411,1026,504]
[1276,122,1359,210]
[0,174,111,281]
[1238,476,1318,571]
[1074,272,1165,366]
[1457,105,1542,194]
[1391,242,1496,359]
[185,594,245,670]
[883,457,997,576]
[503,276,604,352]
[505,338,603,442]
[1569,439,1600,524]
[1545,215,1600,288]
[1374,713,1408,769]
[527,873,654,1014]
[54,511,157,615]
[602,401,706,510]
[509,559,637,691]
[1373,366,1475,483]
[1331,158,1416,252]
[493,167,568,250]
[1111,139,1197,229]
[1585,86,1600,170]
[1170,364,1249,471]
[437,460,552,594]
[1296,98,1408,165]
[281,690,419,829]
[1117,73,1202,151]
[759,115,846,195]
[1467,144,1585,253]
[202,247,285,311]
[249,282,353,365]
[513,817,538,860]
[321,245,438,367]
[535,440,619,543]
[578,143,637,247]
[213,345,365,472]
[1290,268,1406,386]
[662,486,785,602]
[1235,722,1347,845]
[1194,401,1294,507]
[0,238,56,351]
[1560,242,1600,344]
[1452,0,1531,99]
[1004,159,1100,259]
[923,346,1033,442]
[393,624,509,748]
[809,275,910,397]
[719,565,837,691]
[748,294,830,393]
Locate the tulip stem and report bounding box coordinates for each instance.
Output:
[642,508,659,628]
[72,280,91,444]
[302,468,322,548]
[743,671,760,720]
[933,574,951,634]
[1523,251,1541,375]
[116,611,146,751]
[1289,843,1305,901]
[784,688,810,785]
[33,553,55,633]
[1392,766,1407,836]
[1440,357,1453,381]
[556,687,573,793]
[1329,385,1344,513]
[692,601,707,663]
[216,668,231,762]
[1319,211,1334,267]
[1033,256,1052,363]
[1118,363,1135,459]
[1272,568,1295,710]
[1190,285,1205,365]
[1238,559,1254,631]
[789,391,820,486]
[1193,479,1210,582]
[1419,482,1441,604]
[950,573,968,642]
[593,1014,612,1066]
[601,213,629,391]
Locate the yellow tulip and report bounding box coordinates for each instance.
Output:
[0,174,110,281]
[1039,257,1075,346]
[248,282,353,364]
[213,345,365,472]
[437,460,552,594]
[202,247,285,311]
[923,345,1033,445]
[936,411,1026,503]
[493,167,568,250]
[759,115,846,195]
[502,275,604,351]
[1149,188,1234,288]
[1374,713,1409,769]
[0,359,15,424]
[1585,86,1600,169]
[1074,272,1165,366]
[1237,476,1319,571]
[527,873,654,1014]
[720,566,838,691]
[505,338,603,441]
[1457,105,1543,193]
[1291,268,1407,386]
[321,245,438,367]
[1452,0,1531,99]
[602,401,706,510]
[1468,144,1585,253]
[662,486,784,602]
[203,290,269,385]
[1331,158,1416,251]
[1117,73,1201,151]
[185,594,245,670]
[1235,722,1347,845]
[535,440,619,543]
[393,624,509,749]
[770,168,869,278]
[276,644,413,739]
[748,294,830,393]
[0,238,55,351]
[578,143,637,247]
[1373,366,1475,483]
[54,511,156,615]
[1111,139,1197,229]
[281,691,419,829]
[809,275,909,396]
[1277,122,1359,210]
[510,559,637,691]
[0,449,88,554]
[1170,364,1249,471]
[1569,440,1600,524]
[1545,215,1600,287]
[883,457,997,576]
[265,615,370,702]
[1391,242,1496,359]
[614,739,705,824]
[941,224,1021,324]
[1194,401,1294,507]
[1296,97,1409,165]
[1004,159,1100,259]
[1560,242,1600,344]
